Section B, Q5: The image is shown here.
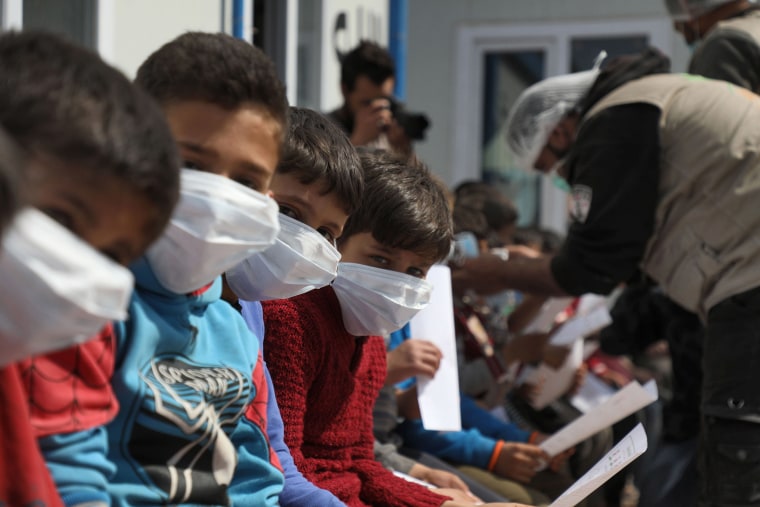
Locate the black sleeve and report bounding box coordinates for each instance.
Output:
[551,103,661,296]
[689,30,760,93]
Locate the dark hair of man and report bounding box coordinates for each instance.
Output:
[0,128,22,235]
[136,32,289,143]
[278,107,364,215]
[340,40,395,91]
[453,202,489,240]
[0,31,180,241]
[340,148,453,263]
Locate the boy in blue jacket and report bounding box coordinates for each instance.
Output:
[36,32,289,506]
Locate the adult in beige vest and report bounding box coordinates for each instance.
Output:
[452,49,760,506]
[666,0,760,93]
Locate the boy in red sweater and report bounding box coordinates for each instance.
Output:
[262,149,532,507]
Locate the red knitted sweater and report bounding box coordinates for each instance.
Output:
[263,286,449,507]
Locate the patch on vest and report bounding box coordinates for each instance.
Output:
[570,185,592,223]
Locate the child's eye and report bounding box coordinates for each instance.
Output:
[406,267,425,279]
[183,160,202,171]
[233,176,259,191]
[317,228,335,245]
[278,205,300,221]
[41,208,76,234]
[369,255,389,266]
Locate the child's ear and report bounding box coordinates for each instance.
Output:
[267,190,275,198]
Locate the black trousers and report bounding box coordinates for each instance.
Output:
[700,286,760,506]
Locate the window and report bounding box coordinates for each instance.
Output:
[23,0,97,49]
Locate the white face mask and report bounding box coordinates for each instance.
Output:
[146,169,280,294]
[0,208,134,366]
[226,213,341,301]
[332,262,433,337]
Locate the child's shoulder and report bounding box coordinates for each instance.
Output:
[262,286,338,319]
[262,286,343,339]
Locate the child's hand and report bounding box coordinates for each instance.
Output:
[528,432,574,472]
[423,467,476,497]
[435,488,481,504]
[385,339,442,385]
[492,442,548,483]
[548,447,575,472]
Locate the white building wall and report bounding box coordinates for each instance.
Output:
[103,0,226,78]
[405,0,692,185]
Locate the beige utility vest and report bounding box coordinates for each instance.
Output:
[582,74,760,320]
[711,9,760,53]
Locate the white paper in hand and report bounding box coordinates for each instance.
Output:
[550,423,648,507]
[540,380,658,458]
[409,264,461,431]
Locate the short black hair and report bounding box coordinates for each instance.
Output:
[136,32,288,140]
[453,180,501,201]
[340,148,452,263]
[0,128,22,235]
[481,197,518,231]
[340,40,395,91]
[278,107,363,214]
[0,31,180,241]
[454,181,518,231]
[514,226,564,255]
[452,201,489,240]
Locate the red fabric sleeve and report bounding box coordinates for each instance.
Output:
[18,324,118,437]
[0,365,64,507]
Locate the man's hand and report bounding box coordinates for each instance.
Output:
[542,344,572,370]
[350,97,392,146]
[492,442,548,483]
[386,339,442,386]
[503,332,552,365]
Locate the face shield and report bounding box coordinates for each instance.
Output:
[504,69,600,172]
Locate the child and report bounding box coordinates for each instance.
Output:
[225,105,363,507]
[32,32,289,506]
[226,106,364,304]
[262,149,530,507]
[0,31,179,507]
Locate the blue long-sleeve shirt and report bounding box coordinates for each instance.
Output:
[390,326,530,468]
[239,300,346,507]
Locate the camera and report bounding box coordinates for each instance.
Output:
[387,97,430,141]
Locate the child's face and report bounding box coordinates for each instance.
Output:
[270,173,348,244]
[163,100,280,193]
[25,160,157,265]
[338,232,433,279]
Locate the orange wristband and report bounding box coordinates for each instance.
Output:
[528,431,540,444]
[487,440,505,472]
